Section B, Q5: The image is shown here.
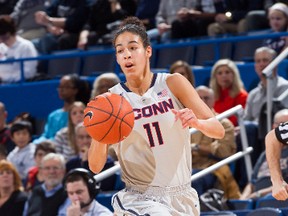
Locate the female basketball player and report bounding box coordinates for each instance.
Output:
[88,17,225,216]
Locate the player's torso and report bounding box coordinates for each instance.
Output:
[110,73,192,187]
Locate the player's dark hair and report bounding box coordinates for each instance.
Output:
[10,120,33,137]
[113,16,151,48]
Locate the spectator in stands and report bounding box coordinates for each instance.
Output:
[10,0,49,40]
[0,102,15,154]
[54,101,85,161]
[0,15,38,83]
[170,0,241,39]
[23,153,67,216]
[240,108,288,200]
[0,0,18,16]
[66,122,116,191]
[58,168,113,216]
[207,1,262,37]
[264,2,288,54]
[239,46,288,177]
[135,0,160,30]
[192,85,240,199]
[33,74,90,144]
[7,120,35,182]
[25,140,56,193]
[169,60,195,86]
[0,160,27,216]
[91,72,120,99]
[34,0,90,54]
[147,0,196,42]
[77,0,135,49]
[209,59,248,126]
[244,47,288,123]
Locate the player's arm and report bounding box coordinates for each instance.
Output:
[88,139,109,174]
[167,73,224,139]
[265,129,288,200]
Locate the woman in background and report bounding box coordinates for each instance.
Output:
[0,160,27,216]
[210,59,248,126]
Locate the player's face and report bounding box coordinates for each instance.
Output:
[66,180,91,206]
[115,32,152,79]
[215,65,234,89]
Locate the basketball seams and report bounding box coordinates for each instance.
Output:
[84,93,134,144]
[99,94,122,143]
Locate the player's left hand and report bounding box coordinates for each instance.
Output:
[172,108,199,128]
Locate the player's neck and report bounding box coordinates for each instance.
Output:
[126,72,153,96]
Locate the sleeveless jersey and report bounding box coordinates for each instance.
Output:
[109,73,192,188]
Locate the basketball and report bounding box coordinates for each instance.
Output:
[83,93,134,144]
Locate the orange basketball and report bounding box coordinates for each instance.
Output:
[83,92,134,144]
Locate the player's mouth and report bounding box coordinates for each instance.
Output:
[125,62,134,68]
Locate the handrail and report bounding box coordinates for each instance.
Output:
[190,104,253,181]
[191,147,253,181]
[262,46,288,132]
[93,105,253,183]
[94,163,121,182]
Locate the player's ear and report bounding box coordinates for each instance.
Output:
[146,46,152,58]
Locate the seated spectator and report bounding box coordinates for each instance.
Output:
[58,168,113,216]
[264,2,288,54]
[207,1,261,36]
[33,74,90,144]
[66,122,116,191]
[210,59,248,126]
[23,153,67,216]
[7,121,35,182]
[0,15,38,84]
[34,0,90,54]
[0,160,27,216]
[169,60,195,86]
[244,47,288,161]
[240,108,288,200]
[0,101,15,154]
[54,101,85,161]
[25,140,56,193]
[77,0,133,49]
[234,46,288,190]
[191,85,240,199]
[147,0,196,42]
[90,72,120,99]
[10,0,49,40]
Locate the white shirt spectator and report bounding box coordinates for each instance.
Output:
[0,35,37,83]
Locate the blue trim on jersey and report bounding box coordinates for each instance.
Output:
[120,73,158,92]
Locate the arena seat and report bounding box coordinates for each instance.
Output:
[47,49,82,77]
[82,47,116,76]
[246,207,283,216]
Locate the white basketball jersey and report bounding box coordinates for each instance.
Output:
[109,73,191,187]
